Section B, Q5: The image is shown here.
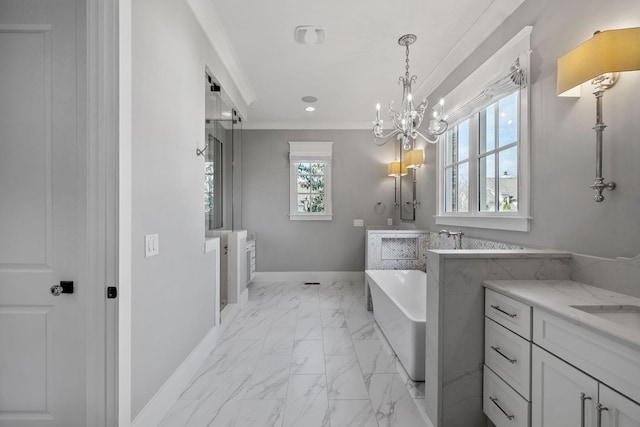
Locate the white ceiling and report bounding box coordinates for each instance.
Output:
[207,0,525,129]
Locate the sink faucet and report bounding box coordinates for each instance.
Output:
[438,229,464,249]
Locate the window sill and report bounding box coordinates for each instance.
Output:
[289,214,333,221]
[435,214,531,232]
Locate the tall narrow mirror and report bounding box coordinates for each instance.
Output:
[205,131,223,229]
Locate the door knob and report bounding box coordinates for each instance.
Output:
[50,281,74,296]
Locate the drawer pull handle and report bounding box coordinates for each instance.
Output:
[490,304,517,318]
[580,393,592,427]
[491,345,517,364]
[596,403,608,427]
[489,396,515,421]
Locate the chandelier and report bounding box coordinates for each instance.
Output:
[373,34,448,151]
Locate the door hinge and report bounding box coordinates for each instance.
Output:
[107,286,118,299]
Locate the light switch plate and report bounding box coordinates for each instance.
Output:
[353,219,364,227]
[145,234,159,257]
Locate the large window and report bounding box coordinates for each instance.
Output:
[289,141,333,220]
[444,92,519,214]
[436,26,531,232]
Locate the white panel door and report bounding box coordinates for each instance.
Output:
[0,1,87,426]
[599,384,640,427]
[532,345,598,427]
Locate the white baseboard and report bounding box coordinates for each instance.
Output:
[252,271,364,283]
[132,306,241,427]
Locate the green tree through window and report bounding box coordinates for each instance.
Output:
[296,162,326,213]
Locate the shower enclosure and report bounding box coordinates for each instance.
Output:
[204,70,244,318]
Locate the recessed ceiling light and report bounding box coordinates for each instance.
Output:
[221,111,232,117]
[305,106,316,112]
[301,96,318,103]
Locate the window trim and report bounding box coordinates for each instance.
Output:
[288,141,333,221]
[435,26,532,232]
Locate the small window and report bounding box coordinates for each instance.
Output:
[289,141,333,221]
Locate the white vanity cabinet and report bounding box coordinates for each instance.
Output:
[483,289,532,427]
[483,282,640,427]
[532,345,640,427]
[531,345,598,426]
[599,384,640,427]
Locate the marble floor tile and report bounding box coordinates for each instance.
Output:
[353,340,397,374]
[262,327,295,355]
[161,280,428,427]
[282,374,330,427]
[195,340,263,377]
[290,340,325,374]
[323,327,355,356]
[325,355,369,399]
[298,301,322,318]
[271,308,299,328]
[235,399,285,427]
[320,308,346,328]
[345,315,377,340]
[245,354,291,400]
[367,373,426,427]
[183,374,252,426]
[159,399,199,427]
[295,317,323,340]
[328,400,378,427]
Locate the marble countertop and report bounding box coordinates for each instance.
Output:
[483,279,640,350]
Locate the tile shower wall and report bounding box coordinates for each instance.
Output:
[365,229,527,271]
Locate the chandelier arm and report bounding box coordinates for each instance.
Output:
[373,128,402,146]
[415,129,440,144]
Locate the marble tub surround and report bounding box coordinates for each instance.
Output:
[572,252,640,298]
[425,250,572,427]
[365,230,429,271]
[483,279,640,349]
[160,280,427,427]
[365,228,529,272]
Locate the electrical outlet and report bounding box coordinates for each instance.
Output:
[145,234,159,257]
[353,219,364,227]
[387,218,393,226]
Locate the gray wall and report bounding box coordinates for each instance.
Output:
[417,0,640,259]
[242,130,400,271]
[130,0,242,417]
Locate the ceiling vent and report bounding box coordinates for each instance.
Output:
[294,26,326,45]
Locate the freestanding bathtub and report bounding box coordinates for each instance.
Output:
[365,269,426,381]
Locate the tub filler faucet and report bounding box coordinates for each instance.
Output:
[438,229,464,249]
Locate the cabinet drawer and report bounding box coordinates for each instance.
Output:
[485,318,531,400]
[486,289,532,339]
[484,367,530,427]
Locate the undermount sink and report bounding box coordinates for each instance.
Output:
[571,304,640,329]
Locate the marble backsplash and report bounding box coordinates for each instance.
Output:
[571,252,640,298]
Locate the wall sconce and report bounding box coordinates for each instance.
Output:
[387,161,408,177]
[405,149,424,169]
[557,27,640,202]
